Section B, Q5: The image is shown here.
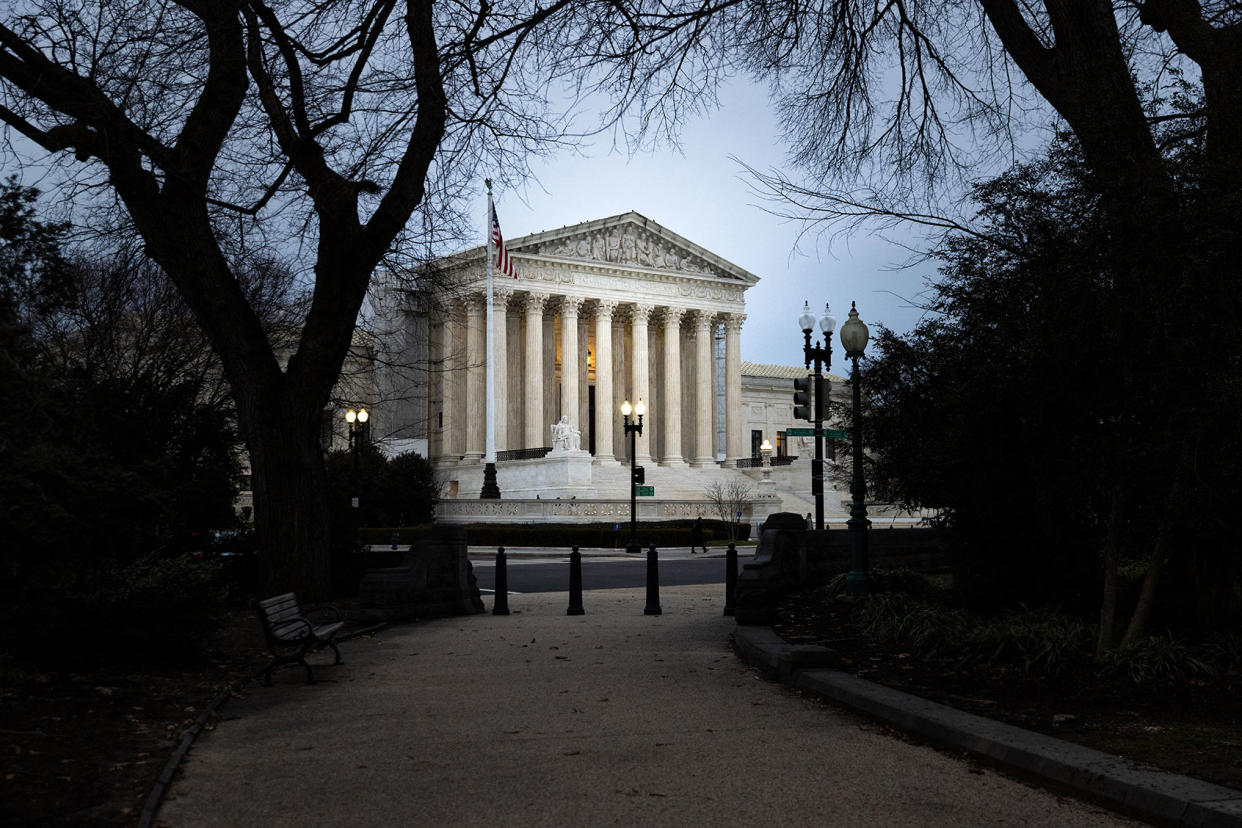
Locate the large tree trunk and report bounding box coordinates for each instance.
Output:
[246,409,334,600]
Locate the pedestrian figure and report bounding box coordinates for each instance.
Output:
[691,516,708,555]
[805,512,813,530]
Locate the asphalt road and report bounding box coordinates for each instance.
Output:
[470,554,752,593]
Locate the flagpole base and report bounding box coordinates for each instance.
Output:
[480,463,500,499]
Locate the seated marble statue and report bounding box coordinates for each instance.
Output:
[550,415,582,452]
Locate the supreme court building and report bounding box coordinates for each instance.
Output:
[368,211,849,522]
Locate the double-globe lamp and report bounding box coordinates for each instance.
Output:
[798,301,836,531]
[621,398,646,556]
[344,407,369,469]
[799,301,836,343]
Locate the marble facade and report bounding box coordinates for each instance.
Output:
[420,212,757,479]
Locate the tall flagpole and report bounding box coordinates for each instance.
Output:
[481,179,500,498]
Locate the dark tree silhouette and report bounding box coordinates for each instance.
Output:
[0,1,667,597]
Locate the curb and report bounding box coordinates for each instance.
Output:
[732,625,1242,828]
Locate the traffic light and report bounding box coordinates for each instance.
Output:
[815,374,829,421]
[793,377,812,421]
[632,465,645,486]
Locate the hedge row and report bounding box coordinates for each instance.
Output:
[357,519,750,549]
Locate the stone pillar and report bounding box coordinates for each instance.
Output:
[593,300,617,463]
[630,303,653,464]
[560,296,583,425]
[723,312,745,466]
[690,311,716,467]
[439,307,458,462]
[492,287,512,454]
[659,307,686,466]
[524,292,548,449]
[464,293,485,461]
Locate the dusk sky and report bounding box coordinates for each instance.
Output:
[468,78,941,369]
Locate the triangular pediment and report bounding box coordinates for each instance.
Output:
[507,212,759,285]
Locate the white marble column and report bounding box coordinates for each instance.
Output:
[524,292,548,449]
[630,303,653,464]
[464,293,485,461]
[723,312,745,466]
[593,300,617,463]
[690,311,715,466]
[492,287,512,453]
[560,296,583,426]
[439,307,459,462]
[659,307,686,466]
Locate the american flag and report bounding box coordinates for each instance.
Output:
[490,202,517,278]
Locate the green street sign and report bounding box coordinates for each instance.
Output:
[636,485,655,496]
[787,427,850,439]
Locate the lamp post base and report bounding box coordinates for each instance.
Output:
[845,512,871,595]
[644,542,662,615]
[479,462,500,499]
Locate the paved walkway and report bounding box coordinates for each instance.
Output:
[158,587,1132,826]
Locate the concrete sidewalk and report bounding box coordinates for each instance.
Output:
[158,587,1131,827]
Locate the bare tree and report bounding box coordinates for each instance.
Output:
[0,0,691,597]
[704,479,753,543]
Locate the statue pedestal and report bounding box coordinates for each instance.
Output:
[503,450,598,499]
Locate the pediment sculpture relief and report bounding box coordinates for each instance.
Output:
[531,226,712,275]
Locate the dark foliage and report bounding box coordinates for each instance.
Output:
[325,445,440,591]
[862,129,1242,627]
[0,181,242,666]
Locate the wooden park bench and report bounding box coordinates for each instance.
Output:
[257,593,345,685]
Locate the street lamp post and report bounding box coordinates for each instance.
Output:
[345,407,369,506]
[621,399,646,556]
[839,302,871,595]
[798,301,836,531]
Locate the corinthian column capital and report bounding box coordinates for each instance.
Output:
[524,292,549,314]
[723,312,746,333]
[561,295,586,317]
[659,306,687,328]
[594,299,620,322]
[687,309,715,336]
[630,302,655,323]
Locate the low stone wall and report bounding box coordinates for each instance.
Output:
[357,525,485,622]
[735,513,948,625]
[437,498,739,524]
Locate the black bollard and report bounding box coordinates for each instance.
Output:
[493,547,511,616]
[644,542,662,615]
[723,541,738,616]
[567,545,585,615]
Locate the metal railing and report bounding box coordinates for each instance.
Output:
[736,455,798,468]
